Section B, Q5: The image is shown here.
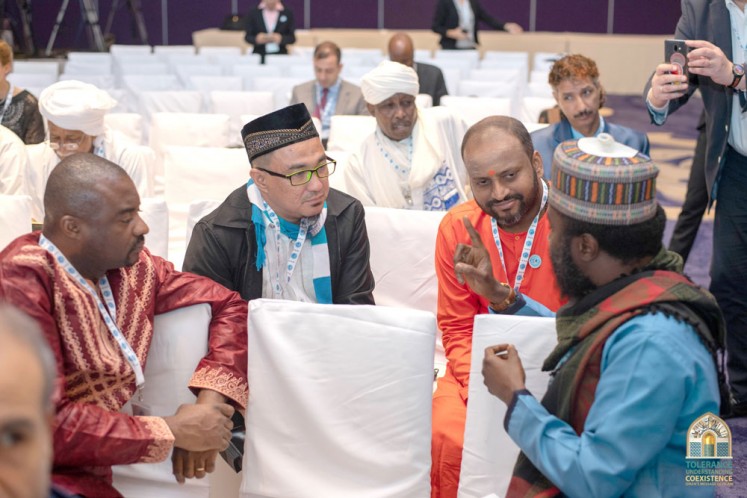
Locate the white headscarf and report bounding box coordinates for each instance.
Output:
[39,80,116,137]
[360,60,419,105]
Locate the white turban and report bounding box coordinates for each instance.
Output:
[39,80,117,137]
[360,60,419,105]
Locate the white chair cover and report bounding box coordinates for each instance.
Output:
[140,197,169,260]
[149,112,231,151]
[104,113,144,146]
[326,115,377,153]
[251,76,304,109]
[241,299,436,498]
[458,314,557,498]
[7,73,57,88]
[188,76,243,93]
[0,195,32,251]
[60,73,116,90]
[153,45,196,56]
[198,46,242,57]
[519,97,557,124]
[440,96,512,126]
[210,91,274,147]
[176,65,224,87]
[110,44,152,56]
[185,199,222,250]
[525,82,554,98]
[112,304,212,498]
[416,93,433,109]
[138,92,203,126]
[12,60,59,75]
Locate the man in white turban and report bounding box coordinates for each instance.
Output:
[25,80,155,219]
[344,60,470,211]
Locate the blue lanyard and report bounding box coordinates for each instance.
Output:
[39,235,145,388]
[491,180,548,293]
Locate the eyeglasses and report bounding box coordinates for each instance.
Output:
[255,158,337,186]
[48,135,86,152]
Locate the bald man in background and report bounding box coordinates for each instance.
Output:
[388,32,448,106]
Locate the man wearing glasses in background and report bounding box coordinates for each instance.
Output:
[25,80,156,221]
[183,103,375,306]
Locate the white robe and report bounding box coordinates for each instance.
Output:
[0,125,29,196]
[25,130,156,220]
[344,106,470,210]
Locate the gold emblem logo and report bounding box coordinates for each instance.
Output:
[686,412,732,459]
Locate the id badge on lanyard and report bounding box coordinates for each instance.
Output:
[38,235,151,415]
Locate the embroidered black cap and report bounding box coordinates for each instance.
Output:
[241,103,320,163]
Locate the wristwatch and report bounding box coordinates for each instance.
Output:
[729,63,745,89]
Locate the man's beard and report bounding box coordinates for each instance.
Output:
[484,172,541,229]
[550,234,597,300]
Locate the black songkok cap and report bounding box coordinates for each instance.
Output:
[241,103,319,163]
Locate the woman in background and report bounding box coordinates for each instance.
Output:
[432,0,523,50]
[0,40,44,144]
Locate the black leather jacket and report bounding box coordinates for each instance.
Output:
[183,186,375,305]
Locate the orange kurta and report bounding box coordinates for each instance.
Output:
[432,199,563,498]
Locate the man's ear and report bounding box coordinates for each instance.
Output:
[59,215,82,239]
[532,151,544,178]
[573,233,599,263]
[249,168,270,195]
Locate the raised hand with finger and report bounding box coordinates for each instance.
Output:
[453,216,512,308]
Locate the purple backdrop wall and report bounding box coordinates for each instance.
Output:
[13,0,682,52]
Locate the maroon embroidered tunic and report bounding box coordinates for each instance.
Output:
[0,233,249,497]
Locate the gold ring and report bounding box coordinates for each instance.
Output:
[196,467,205,472]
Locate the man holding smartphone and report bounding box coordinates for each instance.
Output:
[644,0,747,417]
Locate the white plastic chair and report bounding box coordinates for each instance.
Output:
[0,195,32,250]
[326,115,377,153]
[139,197,169,260]
[209,91,274,147]
[112,303,212,498]
[458,314,557,498]
[241,299,436,498]
[440,96,512,126]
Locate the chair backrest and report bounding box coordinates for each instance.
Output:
[198,46,242,56]
[210,91,274,147]
[0,195,32,251]
[140,197,169,260]
[104,112,144,145]
[112,303,212,498]
[416,93,433,109]
[12,60,59,75]
[457,80,518,99]
[186,199,223,250]
[59,73,116,90]
[440,96,511,126]
[154,45,196,56]
[526,81,554,98]
[188,75,242,94]
[241,299,436,498]
[519,96,557,124]
[138,91,203,125]
[7,73,57,88]
[458,314,557,498]
[149,112,230,151]
[110,44,152,56]
[250,77,304,109]
[326,115,377,153]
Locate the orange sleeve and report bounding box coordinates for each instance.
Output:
[435,210,488,398]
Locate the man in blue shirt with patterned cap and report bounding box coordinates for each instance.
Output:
[456,135,725,497]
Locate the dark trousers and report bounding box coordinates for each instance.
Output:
[669,120,708,262]
[710,146,747,404]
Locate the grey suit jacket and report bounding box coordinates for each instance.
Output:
[415,62,448,106]
[644,0,745,201]
[290,79,369,117]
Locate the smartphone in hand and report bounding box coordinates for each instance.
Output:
[665,39,690,78]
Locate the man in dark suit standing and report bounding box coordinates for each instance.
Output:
[290,41,368,146]
[644,0,747,417]
[244,0,295,63]
[388,32,448,106]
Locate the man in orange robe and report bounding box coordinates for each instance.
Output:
[432,116,564,498]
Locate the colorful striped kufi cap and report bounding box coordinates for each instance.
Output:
[241,103,319,163]
[549,133,658,226]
